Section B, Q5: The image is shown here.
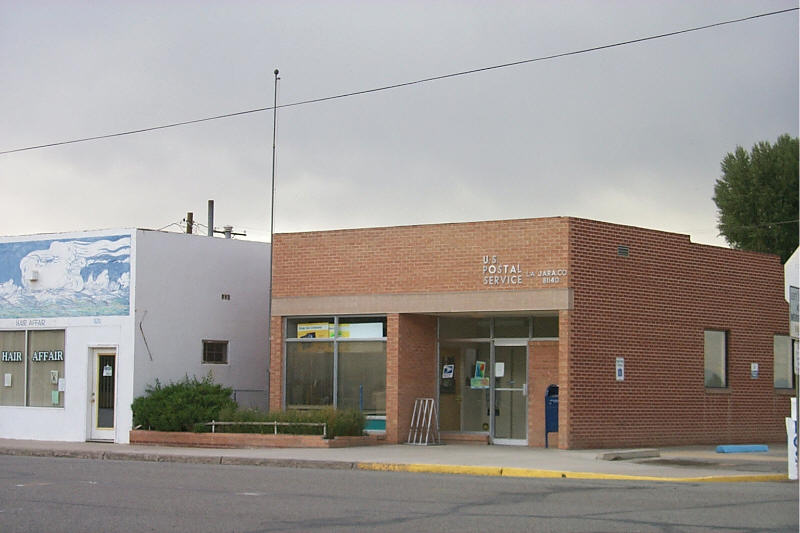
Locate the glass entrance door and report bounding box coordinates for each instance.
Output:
[492,344,528,444]
[438,342,491,433]
[90,350,116,441]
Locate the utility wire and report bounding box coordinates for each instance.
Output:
[723,218,799,230]
[0,7,796,156]
[156,221,184,232]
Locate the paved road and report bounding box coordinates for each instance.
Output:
[1,455,796,532]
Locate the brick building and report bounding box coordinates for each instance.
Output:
[269,217,793,449]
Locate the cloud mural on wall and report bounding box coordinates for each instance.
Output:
[0,235,131,318]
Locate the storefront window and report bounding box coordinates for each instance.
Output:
[286,317,335,339]
[286,342,334,408]
[285,316,387,416]
[439,317,491,339]
[533,316,559,338]
[494,317,529,338]
[439,316,559,340]
[0,330,65,407]
[0,331,26,406]
[338,318,386,339]
[27,330,65,408]
[337,341,386,415]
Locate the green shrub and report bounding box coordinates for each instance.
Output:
[206,407,366,439]
[132,374,237,432]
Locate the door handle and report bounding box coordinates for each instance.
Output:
[522,384,528,397]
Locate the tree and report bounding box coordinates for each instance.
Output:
[713,134,798,263]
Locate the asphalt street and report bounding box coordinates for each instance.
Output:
[1,455,797,533]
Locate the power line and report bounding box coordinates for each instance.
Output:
[156,220,184,232]
[1,7,796,156]
[724,218,799,230]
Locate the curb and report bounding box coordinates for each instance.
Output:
[356,461,789,483]
[597,449,660,461]
[0,448,790,483]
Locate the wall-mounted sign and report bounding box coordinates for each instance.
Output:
[31,350,64,362]
[750,362,759,379]
[615,357,625,381]
[481,254,567,287]
[1,351,23,362]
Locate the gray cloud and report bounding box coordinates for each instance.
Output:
[1,1,796,248]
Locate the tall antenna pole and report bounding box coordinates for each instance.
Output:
[267,68,279,410]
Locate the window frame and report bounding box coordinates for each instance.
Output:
[284,316,387,415]
[773,334,795,390]
[0,329,66,408]
[202,340,229,365]
[703,329,728,389]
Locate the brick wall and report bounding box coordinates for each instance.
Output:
[268,315,282,411]
[386,314,437,443]
[566,218,791,448]
[272,217,570,297]
[529,340,559,447]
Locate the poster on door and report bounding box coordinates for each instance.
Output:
[471,361,489,389]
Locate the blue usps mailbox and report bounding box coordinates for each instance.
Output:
[545,385,559,448]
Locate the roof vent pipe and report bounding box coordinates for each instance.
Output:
[208,200,214,237]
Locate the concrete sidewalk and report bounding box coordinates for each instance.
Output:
[0,438,793,483]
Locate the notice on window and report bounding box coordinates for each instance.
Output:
[298,323,333,339]
[103,364,113,377]
[339,322,383,338]
[470,377,490,389]
[442,364,454,379]
[474,361,486,378]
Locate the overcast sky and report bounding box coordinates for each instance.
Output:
[1,1,797,247]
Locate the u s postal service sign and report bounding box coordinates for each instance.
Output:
[481,255,567,287]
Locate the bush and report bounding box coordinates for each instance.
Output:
[132,374,237,432]
[206,407,366,439]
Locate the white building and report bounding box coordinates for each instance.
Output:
[786,248,798,339]
[0,229,269,443]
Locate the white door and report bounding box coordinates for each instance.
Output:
[90,349,116,441]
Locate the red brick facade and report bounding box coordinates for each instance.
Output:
[566,219,791,448]
[269,217,791,449]
[272,217,570,298]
